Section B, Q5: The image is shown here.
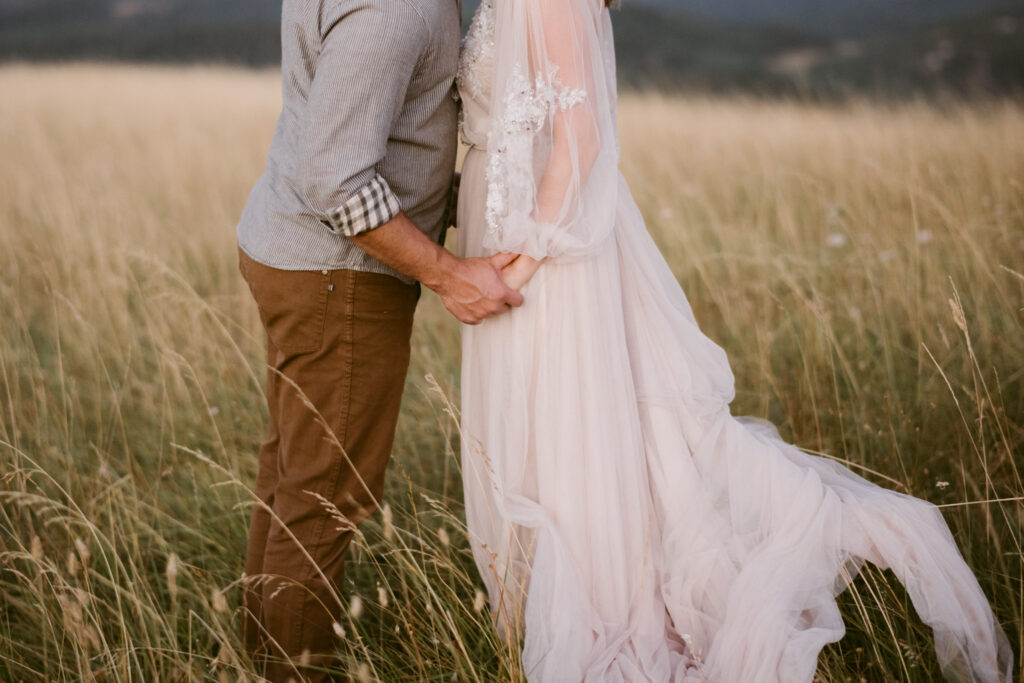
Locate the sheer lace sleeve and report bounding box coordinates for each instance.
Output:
[483,0,618,261]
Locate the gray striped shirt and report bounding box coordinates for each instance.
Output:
[237,0,462,285]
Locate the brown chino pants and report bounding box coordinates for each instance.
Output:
[237,247,419,682]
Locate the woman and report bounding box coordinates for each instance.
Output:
[454,0,1013,680]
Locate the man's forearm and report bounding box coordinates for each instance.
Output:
[349,211,525,325]
[348,211,454,290]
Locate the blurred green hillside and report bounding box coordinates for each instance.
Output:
[0,0,1022,99]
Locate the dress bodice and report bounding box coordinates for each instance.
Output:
[455,0,496,149]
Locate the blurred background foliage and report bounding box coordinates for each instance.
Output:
[1,0,1023,99]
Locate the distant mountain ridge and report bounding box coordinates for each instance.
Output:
[8,0,1024,37]
[0,0,281,27]
[2,0,1022,99]
[627,0,1024,37]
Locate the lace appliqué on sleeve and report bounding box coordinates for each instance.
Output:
[484,64,587,246]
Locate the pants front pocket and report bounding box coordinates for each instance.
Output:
[239,248,330,355]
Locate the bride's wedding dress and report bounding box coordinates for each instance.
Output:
[453,1,1013,681]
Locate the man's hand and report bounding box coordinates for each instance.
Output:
[501,254,543,291]
[348,211,524,324]
[434,252,525,325]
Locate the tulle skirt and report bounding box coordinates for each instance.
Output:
[456,146,1013,682]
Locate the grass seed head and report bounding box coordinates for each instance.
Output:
[948,297,968,333]
[382,503,394,541]
[211,588,228,613]
[165,553,179,602]
[349,594,364,619]
[74,537,90,566]
[30,536,43,562]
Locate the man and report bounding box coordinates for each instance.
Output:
[235,0,522,679]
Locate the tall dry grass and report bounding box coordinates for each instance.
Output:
[0,63,1021,681]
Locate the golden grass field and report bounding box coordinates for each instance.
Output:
[0,63,1021,681]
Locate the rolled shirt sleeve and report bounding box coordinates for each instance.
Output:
[297,1,428,237]
[326,172,402,236]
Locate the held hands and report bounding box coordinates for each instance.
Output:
[436,252,525,325]
[433,250,543,326]
[345,208,535,325]
[500,254,542,291]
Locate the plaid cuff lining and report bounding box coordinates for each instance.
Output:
[326,174,401,237]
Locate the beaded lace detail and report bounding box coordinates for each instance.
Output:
[456,0,589,242]
[456,0,495,105]
[484,64,587,239]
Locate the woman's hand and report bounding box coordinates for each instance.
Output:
[501,254,543,291]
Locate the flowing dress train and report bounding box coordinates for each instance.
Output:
[455,1,1014,680]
